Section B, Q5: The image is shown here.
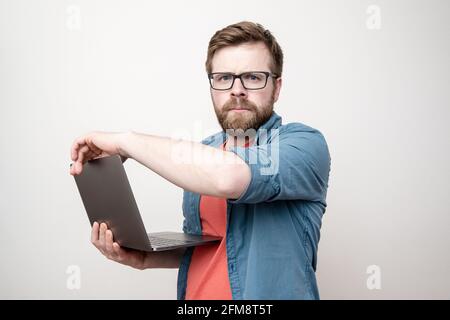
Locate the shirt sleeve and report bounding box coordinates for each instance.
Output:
[227,123,331,204]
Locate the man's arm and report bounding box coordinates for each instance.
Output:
[118,131,250,198]
[70,130,250,198]
[226,124,331,204]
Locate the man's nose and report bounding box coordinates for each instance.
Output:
[230,77,248,98]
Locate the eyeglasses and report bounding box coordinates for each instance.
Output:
[208,71,278,90]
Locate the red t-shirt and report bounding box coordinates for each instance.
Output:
[186,139,250,299]
[185,194,232,299]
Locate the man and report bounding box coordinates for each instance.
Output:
[70,21,331,299]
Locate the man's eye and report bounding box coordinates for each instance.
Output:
[218,75,231,81]
[245,74,262,81]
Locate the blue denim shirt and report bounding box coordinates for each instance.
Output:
[177,112,331,299]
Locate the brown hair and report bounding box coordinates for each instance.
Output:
[205,21,284,77]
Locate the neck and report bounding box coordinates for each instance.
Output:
[224,135,255,150]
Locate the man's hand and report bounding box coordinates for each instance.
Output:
[70,131,128,175]
[90,222,186,269]
[91,222,146,270]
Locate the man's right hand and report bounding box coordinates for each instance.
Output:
[70,131,129,176]
[91,222,147,270]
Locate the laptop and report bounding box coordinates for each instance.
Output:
[72,155,221,251]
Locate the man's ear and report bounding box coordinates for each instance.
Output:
[273,77,282,103]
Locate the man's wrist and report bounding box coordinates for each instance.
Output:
[117,130,135,159]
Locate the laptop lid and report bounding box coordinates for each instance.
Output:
[73,155,153,251]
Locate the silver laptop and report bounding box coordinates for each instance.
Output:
[72,155,221,251]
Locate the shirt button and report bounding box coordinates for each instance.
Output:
[229,263,235,273]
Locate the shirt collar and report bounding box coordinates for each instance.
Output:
[204,111,282,147]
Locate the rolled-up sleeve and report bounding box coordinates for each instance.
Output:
[227,124,331,204]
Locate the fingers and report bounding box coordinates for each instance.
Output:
[70,139,89,175]
[71,135,90,161]
[71,145,88,175]
[71,139,81,162]
[105,230,117,259]
[90,222,143,269]
[91,221,99,245]
[70,133,103,175]
[98,222,106,251]
[112,242,125,262]
[69,131,124,176]
[70,138,83,175]
[77,145,90,164]
[71,147,102,175]
[93,223,118,260]
[112,242,122,255]
[91,221,105,255]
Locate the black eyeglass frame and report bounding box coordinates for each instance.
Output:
[207,71,279,91]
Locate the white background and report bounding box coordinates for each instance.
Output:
[0,0,449,299]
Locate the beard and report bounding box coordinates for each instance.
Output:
[213,93,275,135]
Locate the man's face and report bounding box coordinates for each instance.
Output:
[210,42,282,133]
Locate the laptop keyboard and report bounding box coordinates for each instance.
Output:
[148,236,191,248]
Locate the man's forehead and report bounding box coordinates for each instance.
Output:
[211,42,272,73]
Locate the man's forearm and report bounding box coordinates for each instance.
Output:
[118,131,250,198]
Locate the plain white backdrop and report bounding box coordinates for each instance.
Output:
[0,0,449,299]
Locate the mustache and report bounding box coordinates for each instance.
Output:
[222,98,257,112]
